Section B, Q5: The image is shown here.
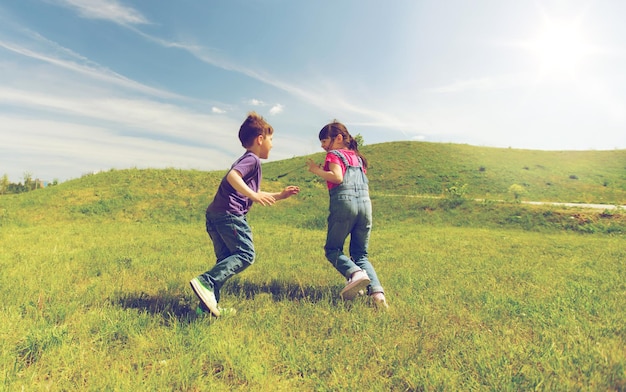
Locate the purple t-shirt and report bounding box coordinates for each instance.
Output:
[207,151,261,215]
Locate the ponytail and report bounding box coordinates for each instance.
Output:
[349,138,368,169]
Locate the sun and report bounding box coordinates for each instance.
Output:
[524,18,593,79]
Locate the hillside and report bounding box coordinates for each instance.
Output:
[264,141,626,204]
[1,141,625,234]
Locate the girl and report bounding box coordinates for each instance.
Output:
[306,121,387,308]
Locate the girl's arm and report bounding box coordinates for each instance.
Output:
[227,170,300,205]
[306,159,343,184]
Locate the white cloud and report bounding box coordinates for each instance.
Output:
[424,74,528,94]
[269,104,284,115]
[0,114,235,181]
[100,19,410,132]
[424,78,496,94]
[0,37,184,100]
[0,22,319,182]
[0,85,235,144]
[56,0,149,25]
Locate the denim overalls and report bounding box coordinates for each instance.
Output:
[325,150,383,295]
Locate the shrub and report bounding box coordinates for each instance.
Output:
[441,183,468,210]
[508,184,527,201]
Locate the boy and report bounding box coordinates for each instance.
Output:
[190,112,299,317]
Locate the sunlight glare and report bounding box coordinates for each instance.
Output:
[526,19,591,78]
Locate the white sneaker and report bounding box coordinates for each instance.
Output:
[340,270,371,300]
[190,277,220,317]
[371,292,389,309]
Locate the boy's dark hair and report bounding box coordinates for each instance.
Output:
[318,120,368,169]
[239,112,273,148]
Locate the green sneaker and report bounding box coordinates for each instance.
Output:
[196,302,236,317]
[217,306,237,317]
[190,277,220,317]
[195,304,206,316]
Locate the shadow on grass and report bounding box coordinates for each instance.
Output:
[112,279,343,321]
[113,290,196,321]
[224,278,342,305]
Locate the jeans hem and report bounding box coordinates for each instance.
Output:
[368,286,384,295]
[345,266,361,279]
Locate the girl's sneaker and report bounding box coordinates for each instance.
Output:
[371,292,388,309]
[340,270,371,300]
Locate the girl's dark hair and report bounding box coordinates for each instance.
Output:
[239,111,273,148]
[318,120,368,169]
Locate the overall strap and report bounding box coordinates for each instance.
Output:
[329,150,357,168]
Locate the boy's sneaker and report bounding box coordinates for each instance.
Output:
[196,302,236,317]
[340,270,371,300]
[190,277,220,317]
[216,306,237,317]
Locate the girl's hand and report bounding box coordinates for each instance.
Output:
[280,185,300,199]
[306,159,320,174]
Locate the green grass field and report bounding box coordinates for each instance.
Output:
[1,142,625,390]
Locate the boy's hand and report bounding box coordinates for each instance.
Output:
[252,192,276,206]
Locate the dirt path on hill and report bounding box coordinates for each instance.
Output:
[521,201,626,210]
[373,193,626,210]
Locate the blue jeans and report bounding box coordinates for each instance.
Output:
[200,211,255,302]
[325,184,384,294]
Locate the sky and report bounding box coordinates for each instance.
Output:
[1,0,625,183]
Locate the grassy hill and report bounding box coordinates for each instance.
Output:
[3,141,624,233]
[264,141,626,204]
[1,141,625,390]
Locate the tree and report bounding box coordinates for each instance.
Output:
[0,174,9,195]
[353,133,365,147]
[23,172,34,191]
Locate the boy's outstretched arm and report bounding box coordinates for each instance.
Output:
[226,169,276,206]
[268,185,300,201]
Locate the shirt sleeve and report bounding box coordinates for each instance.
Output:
[232,153,259,181]
[324,152,345,173]
[324,150,366,174]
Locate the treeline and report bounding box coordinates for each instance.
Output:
[0,173,58,195]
